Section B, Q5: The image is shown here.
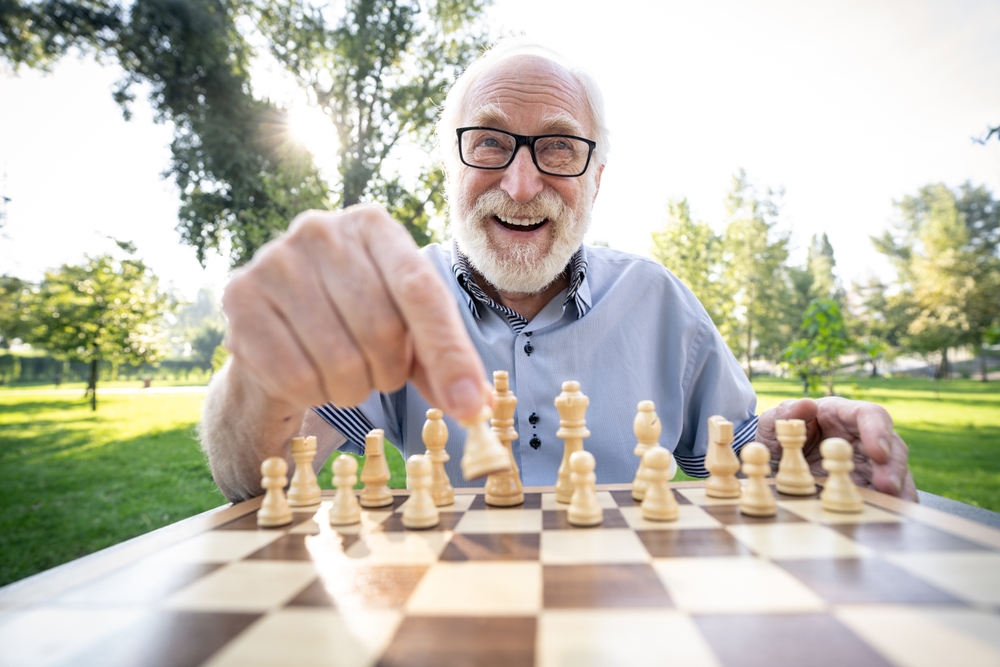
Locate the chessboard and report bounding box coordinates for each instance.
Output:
[1,481,999,667]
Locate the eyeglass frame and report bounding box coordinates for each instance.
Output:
[455,126,598,178]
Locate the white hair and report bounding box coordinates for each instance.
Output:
[436,38,610,178]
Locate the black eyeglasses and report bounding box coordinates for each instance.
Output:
[456,127,597,177]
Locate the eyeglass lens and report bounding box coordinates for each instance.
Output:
[461,129,590,176]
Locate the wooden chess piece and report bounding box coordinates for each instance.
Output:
[820,438,864,513]
[360,429,393,508]
[258,457,293,528]
[705,415,741,498]
[422,409,454,507]
[329,455,362,525]
[460,405,511,480]
[287,436,322,507]
[631,400,662,501]
[567,450,603,527]
[775,419,817,496]
[486,370,524,507]
[641,447,679,521]
[740,442,777,517]
[555,380,591,503]
[402,454,440,529]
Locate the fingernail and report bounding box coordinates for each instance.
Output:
[878,437,891,459]
[447,378,481,416]
[890,473,903,495]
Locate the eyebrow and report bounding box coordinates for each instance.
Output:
[467,106,588,137]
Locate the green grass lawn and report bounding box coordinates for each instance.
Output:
[1,376,997,588]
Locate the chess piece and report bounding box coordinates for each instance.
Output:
[258,457,293,527]
[555,380,591,503]
[820,438,864,513]
[775,419,817,496]
[360,429,393,508]
[422,409,454,506]
[641,447,679,521]
[460,405,511,480]
[631,400,662,501]
[402,454,440,529]
[567,450,603,527]
[329,455,362,525]
[740,442,777,517]
[486,371,524,507]
[705,415,741,498]
[287,436,322,507]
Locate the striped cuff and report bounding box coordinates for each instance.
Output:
[673,415,759,478]
[312,404,377,455]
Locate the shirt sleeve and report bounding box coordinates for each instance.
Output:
[311,388,405,456]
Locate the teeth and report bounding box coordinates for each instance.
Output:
[497,215,545,226]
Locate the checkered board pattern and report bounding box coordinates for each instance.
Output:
[2,483,1000,667]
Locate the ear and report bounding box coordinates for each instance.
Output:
[592,165,605,203]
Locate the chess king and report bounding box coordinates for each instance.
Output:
[200,40,917,505]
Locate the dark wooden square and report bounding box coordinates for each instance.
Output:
[469,492,542,510]
[830,521,987,552]
[542,508,628,530]
[610,489,690,507]
[379,510,465,532]
[543,563,673,608]
[216,511,314,531]
[244,533,337,561]
[378,616,535,667]
[774,557,962,604]
[701,504,805,525]
[288,565,428,609]
[694,613,893,667]
[440,533,540,561]
[636,528,752,558]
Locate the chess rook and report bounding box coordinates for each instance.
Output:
[360,429,393,508]
[631,400,663,501]
[820,437,864,513]
[460,405,511,480]
[257,457,292,528]
[740,442,777,517]
[640,446,679,521]
[402,454,440,529]
[555,380,591,504]
[567,450,603,527]
[485,371,524,507]
[287,436,322,507]
[705,415,741,498]
[775,419,817,496]
[423,409,454,507]
[329,455,362,525]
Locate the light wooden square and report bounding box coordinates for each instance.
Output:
[163,561,317,612]
[405,562,542,615]
[725,523,873,559]
[540,529,650,564]
[777,499,903,524]
[652,557,825,613]
[455,509,543,533]
[396,494,475,513]
[537,610,721,667]
[541,491,618,510]
[884,551,1000,606]
[145,531,283,564]
[676,487,742,506]
[618,505,723,531]
[290,508,393,535]
[204,608,402,667]
[343,530,449,565]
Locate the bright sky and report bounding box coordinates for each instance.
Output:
[1,0,999,300]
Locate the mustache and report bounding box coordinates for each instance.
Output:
[468,188,571,222]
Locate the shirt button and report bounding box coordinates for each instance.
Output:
[528,412,539,425]
[530,437,541,449]
[524,342,534,355]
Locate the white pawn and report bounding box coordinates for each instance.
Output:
[258,457,292,528]
[740,442,777,517]
[402,455,440,529]
[820,438,864,513]
[423,409,454,506]
[632,400,662,501]
[460,405,511,480]
[288,436,322,507]
[329,455,362,525]
[360,430,393,508]
[567,450,603,527]
[641,447,679,521]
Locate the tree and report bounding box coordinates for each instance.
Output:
[650,198,725,325]
[190,322,225,369]
[21,253,171,409]
[801,298,851,396]
[0,275,33,346]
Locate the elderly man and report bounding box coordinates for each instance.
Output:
[200,43,917,504]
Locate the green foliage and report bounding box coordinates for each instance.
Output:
[801,298,851,395]
[210,343,230,373]
[781,338,822,395]
[0,274,33,345]
[190,322,225,369]
[0,0,119,70]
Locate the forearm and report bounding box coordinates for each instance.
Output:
[199,358,308,503]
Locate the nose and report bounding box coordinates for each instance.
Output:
[500,145,545,204]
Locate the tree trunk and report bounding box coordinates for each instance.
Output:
[88,358,98,411]
[937,348,950,380]
[870,357,879,378]
[981,347,989,383]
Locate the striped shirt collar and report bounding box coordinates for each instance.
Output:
[451,241,591,333]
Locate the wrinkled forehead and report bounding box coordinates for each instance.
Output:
[461,54,593,137]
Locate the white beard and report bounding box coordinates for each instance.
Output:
[450,183,594,294]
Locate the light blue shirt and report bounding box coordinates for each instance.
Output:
[315,242,758,487]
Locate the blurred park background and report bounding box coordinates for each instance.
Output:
[1,0,999,587]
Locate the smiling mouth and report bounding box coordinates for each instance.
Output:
[494,215,549,232]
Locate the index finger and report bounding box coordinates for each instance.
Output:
[817,397,894,464]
